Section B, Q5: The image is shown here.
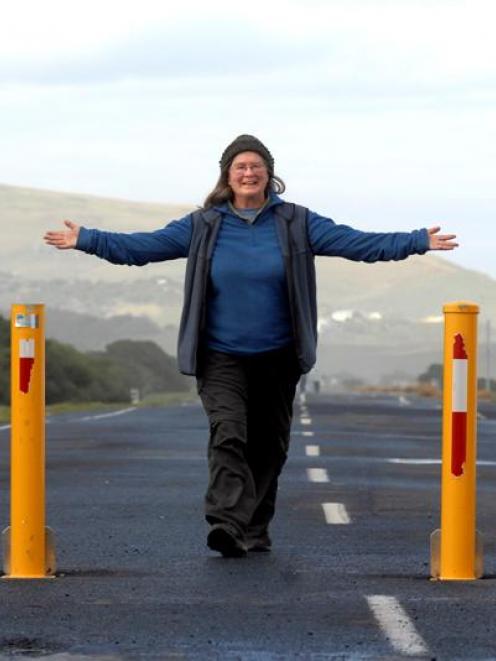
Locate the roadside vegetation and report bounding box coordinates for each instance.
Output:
[357,362,496,402]
[0,313,192,420]
[418,363,496,401]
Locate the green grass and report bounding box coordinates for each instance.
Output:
[137,390,197,408]
[0,390,197,424]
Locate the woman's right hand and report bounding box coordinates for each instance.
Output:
[43,220,81,250]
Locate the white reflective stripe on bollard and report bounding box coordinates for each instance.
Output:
[452,358,468,412]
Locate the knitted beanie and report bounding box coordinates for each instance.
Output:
[219,134,274,173]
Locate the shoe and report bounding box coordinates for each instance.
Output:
[207,524,247,558]
[246,531,272,552]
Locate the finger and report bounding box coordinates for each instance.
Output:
[44,232,65,239]
[428,226,441,235]
[44,235,66,243]
[44,237,69,246]
[64,220,77,230]
[435,242,459,250]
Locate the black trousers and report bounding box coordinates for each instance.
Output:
[197,345,301,539]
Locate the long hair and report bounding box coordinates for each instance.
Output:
[203,158,286,209]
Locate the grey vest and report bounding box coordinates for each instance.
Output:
[177,202,317,376]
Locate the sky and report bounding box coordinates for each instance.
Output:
[1,0,495,276]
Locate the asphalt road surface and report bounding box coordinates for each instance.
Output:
[1,391,496,660]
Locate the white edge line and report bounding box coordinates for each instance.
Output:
[367,595,428,657]
[389,457,496,467]
[80,407,137,422]
[388,458,441,465]
[1,407,138,429]
[1,421,52,430]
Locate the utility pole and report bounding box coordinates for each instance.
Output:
[486,319,492,393]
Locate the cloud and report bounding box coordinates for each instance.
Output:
[1,4,494,110]
[0,18,330,85]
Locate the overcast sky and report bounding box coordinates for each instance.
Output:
[1,0,495,276]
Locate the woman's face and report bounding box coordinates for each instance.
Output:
[228,151,269,203]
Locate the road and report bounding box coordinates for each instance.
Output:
[0,392,496,659]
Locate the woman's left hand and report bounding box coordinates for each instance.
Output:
[427,226,459,251]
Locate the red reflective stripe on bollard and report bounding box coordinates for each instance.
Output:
[453,333,468,359]
[19,339,35,394]
[452,411,467,476]
[19,358,35,394]
[451,334,468,477]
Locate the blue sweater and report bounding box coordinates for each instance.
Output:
[76,195,429,355]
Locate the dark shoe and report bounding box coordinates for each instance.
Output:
[207,524,247,558]
[246,531,272,552]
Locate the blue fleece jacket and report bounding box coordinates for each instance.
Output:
[75,195,429,355]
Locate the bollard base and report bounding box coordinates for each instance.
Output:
[430,529,440,579]
[430,528,484,580]
[2,526,56,579]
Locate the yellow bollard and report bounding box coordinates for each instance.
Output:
[2,304,56,579]
[430,301,483,580]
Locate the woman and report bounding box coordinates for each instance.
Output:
[44,134,458,558]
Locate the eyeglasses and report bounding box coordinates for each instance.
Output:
[231,163,266,174]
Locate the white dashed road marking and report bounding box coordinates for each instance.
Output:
[0,424,10,432]
[305,445,320,457]
[302,431,314,437]
[367,595,428,657]
[301,417,312,425]
[322,502,350,524]
[307,468,329,483]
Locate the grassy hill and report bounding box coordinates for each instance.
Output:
[0,182,192,282]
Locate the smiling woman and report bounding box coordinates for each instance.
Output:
[204,135,285,210]
[43,133,458,560]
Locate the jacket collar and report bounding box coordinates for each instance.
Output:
[212,193,284,217]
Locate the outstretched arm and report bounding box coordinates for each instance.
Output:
[308,211,458,262]
[44,215,193,265]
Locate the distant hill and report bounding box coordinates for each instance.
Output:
[2,182,495,383]
[0,182,192,282]
[315,253,496,322]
